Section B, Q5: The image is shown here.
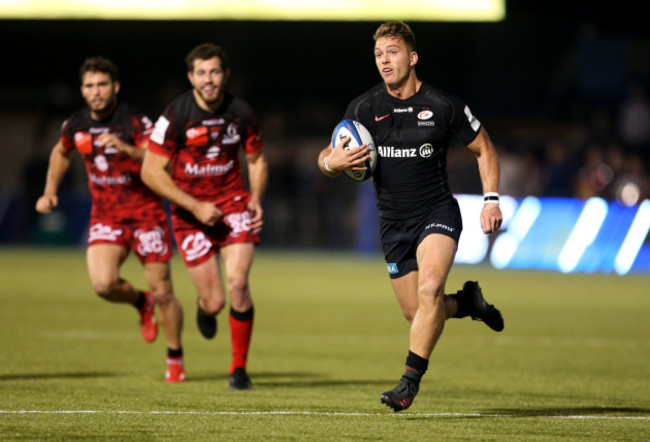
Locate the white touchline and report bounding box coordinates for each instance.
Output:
[0,410,648,420]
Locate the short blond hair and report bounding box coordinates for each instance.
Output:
[373,21,416,51]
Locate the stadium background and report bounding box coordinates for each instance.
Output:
[0,3,648,273]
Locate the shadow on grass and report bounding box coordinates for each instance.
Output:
[484,407,650,417]
[187,371,394,388]
[0,372,117,381]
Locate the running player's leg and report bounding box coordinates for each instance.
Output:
[410,233,456,357]
[221,242,255,390]
[390,272,419,324]
[143,261,185,382]
[186,255,227,339]
[87,243,158,342]
[143,261,182,348]
[381,233,456,412]
[87,243,137,303]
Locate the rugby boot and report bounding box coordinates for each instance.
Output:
[166,357,186,383]
[380,378,419,412]
[196,302,217,339]
[229,367,252,390]
[462,280,504,332]
[139,291,158,342]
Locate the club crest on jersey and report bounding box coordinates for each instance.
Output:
[417,109,435,126]
[222,123,241,145]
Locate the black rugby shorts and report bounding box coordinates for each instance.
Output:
[379,197,463,279]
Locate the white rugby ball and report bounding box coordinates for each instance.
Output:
[331,119,377,182]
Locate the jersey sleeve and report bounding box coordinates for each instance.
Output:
[59,118,76,151]
[130,111,155,148]
[447,94,482,145]
[148,113,176,158]
[239,102,263,155]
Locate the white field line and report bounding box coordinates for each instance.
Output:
[0,410,648,420]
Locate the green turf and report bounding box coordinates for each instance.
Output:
[1,247,649,440]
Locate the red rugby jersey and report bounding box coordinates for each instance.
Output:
[60,102,163,218]
[148,90,263,213]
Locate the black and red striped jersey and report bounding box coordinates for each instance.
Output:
[148,90,263,213]
[60,102,163,218]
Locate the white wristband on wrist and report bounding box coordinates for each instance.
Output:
[484,192,500,204]
[323,156,335,173]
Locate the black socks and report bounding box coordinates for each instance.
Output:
[451,290,470,318]
[402,351,429,386]
[133,291,146,310]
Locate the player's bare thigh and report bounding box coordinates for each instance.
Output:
[86,243,129,296]
[391,233,458,321]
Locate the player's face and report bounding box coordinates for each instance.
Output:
[374,37,417,89]
[188,57,230,110]
[80,71,119,118]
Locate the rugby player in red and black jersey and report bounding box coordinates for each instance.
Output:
[36,57,185,383]
[318,22,505,411]
[142,43,268,390]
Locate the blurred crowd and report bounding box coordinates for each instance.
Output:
[449,81,650,207]
[3,78,650,250]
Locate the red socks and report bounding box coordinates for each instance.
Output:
[228,306,254,374]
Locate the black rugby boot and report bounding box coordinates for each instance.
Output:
[462,280,504,332]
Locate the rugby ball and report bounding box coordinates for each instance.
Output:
[331,119,377,182]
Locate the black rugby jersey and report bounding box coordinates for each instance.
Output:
[343,82,481,220]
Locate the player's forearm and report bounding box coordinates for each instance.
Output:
[43,146,71,195]
[247,156,268,204]
[142,168,199,212]
[123,144,145,161]
[477,147,500,194]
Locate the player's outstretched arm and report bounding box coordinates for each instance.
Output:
[466,127,503,234]
[35,141,72,214]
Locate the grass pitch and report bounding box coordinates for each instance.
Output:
[0,247,649,440]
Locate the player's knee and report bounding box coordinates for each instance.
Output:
[149,287,175,304]
[200,296,226,315]
[91,278,118,299]
[418,277,445,305]
[226,276,249,298]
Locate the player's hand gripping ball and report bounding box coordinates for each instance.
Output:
[331,119,377,182]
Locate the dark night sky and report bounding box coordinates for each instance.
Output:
[1,4,647,131]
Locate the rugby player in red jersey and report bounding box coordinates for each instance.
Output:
[36,57,185,383]
[142,43,268,390]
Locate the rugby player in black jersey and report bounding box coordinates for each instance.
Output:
[318,21,504,412]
